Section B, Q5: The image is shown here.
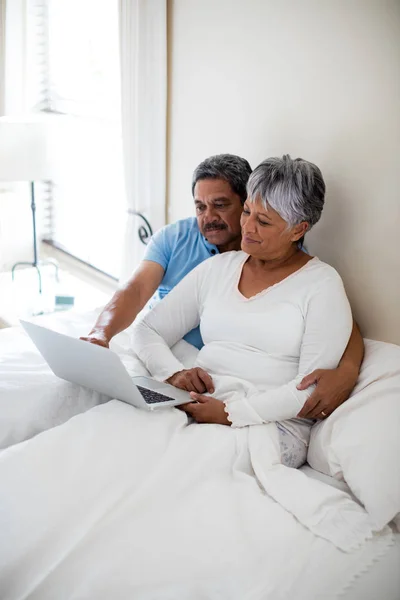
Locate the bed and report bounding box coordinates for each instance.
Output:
[0,309,399,600]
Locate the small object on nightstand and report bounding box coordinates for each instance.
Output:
[54,294,75,312]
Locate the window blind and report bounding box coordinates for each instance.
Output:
[27,0,126,279]
[26,0,50,113]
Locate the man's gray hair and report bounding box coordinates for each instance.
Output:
[192,154,252,203]
[247,155,325,229]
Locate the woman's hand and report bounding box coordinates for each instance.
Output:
[167,368,214,394]
[179,392,231,425]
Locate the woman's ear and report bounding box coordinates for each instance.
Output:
[291,222,309,242]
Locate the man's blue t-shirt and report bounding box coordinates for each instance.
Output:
[143,217,219,349]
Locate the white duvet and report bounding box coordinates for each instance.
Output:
[0,401,394,600]
[0,312,396,599]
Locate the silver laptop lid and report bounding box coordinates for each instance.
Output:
[20,319,148,408]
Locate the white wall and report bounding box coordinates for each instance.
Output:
[167,0,400,344]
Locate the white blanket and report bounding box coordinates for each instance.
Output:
[0,400,394,600]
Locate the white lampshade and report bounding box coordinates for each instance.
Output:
[0,115,53,181]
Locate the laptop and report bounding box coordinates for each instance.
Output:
[20,320,192,410]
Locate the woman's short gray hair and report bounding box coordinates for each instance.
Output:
[247,155,326,229]
[192,154,252,203]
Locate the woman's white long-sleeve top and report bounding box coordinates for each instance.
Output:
[131,251,352,441]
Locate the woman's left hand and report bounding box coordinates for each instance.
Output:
[179,393,232,425]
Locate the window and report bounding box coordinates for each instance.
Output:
[27,0,126,278]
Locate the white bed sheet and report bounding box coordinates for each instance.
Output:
[301,464,352,493]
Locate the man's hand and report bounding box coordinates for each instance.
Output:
[179,392,231,425]
[296,365,359,420]
[167,368,214,394]
[80,332,110,349]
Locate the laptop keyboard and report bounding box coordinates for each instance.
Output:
[137,385,176,405]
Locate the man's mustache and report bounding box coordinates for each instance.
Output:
[204,222,227,232]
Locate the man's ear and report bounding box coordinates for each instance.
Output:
[291,221,309,242]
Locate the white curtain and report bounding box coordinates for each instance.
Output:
[0,0,6,116]
[118,0,167,282]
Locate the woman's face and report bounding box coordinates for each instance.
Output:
[240,196,307,259]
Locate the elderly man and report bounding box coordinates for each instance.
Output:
[82,154,364,419]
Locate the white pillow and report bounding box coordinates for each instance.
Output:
[308,339,400,532]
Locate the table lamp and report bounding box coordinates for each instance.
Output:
[0,115,59,293]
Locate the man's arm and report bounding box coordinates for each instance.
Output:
[81,261,165,348]
[297,321,364,419]
[337,320,364,375]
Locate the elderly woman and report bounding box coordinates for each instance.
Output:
[132,155,352,468]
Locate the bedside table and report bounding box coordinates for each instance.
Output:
[0,266,110,328]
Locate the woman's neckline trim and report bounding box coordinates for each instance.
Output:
[235,253,319,301]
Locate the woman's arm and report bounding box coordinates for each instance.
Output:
[222,273,353,427]
[131,259,211,382]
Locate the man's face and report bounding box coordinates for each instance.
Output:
[194,178,243,250]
